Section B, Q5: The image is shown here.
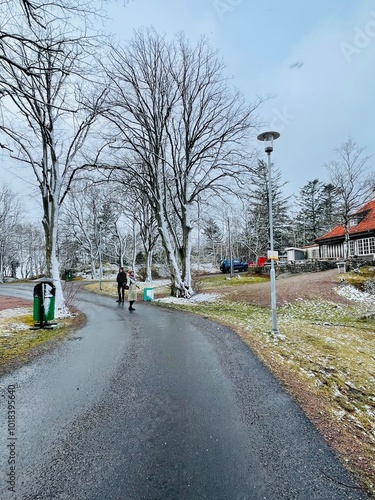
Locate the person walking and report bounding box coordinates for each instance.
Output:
[116,267,127,303]
[127,269,139,311]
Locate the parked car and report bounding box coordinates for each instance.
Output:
[220,259,248,273]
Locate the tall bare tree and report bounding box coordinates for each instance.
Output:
[60,179,130,278]
[102,29,262,296]
[17,223,46,278]
[0,185,23,281]
[0,20,106,314]
[326,138,373,259]
[0,1,105,97]
[131,192,159,282]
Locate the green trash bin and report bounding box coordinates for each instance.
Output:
[143,288,154,301]
[33,293,41,322]
[33,280,56,324]
[44,286,56,321]
[65,269,73,281]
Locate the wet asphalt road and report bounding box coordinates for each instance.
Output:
[0,284,369,499]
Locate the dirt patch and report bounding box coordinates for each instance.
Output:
[0,295,32,311]
[217,268,350,306]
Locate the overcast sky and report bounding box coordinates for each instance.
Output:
[2,0,374,217]
[105,0,374,196]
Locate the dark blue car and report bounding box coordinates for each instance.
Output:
[220,259,248,273]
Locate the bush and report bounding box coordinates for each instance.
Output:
[136,266,161,281]
[363,279,375,295]
[191,273,204,294]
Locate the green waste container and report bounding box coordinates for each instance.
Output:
[33,295,41,322]
[143,288,154,301]
[33,280,56,324]
[65,269,73,281]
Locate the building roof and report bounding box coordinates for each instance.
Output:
[316,199,375,243]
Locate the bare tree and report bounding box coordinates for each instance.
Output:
[129,191,159,282]
[326,138,373,259]
[60,180,128,278]
[102,29,262,297]
[17,222,46,278]
[0,1,106,100]
[0,185,23,281]
[0,21,106,314]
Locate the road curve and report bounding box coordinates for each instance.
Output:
[0,284,369,499]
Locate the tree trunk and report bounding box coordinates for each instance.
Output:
[41,193,67,317]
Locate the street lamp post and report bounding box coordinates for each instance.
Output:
[228,216,234,277]
[98,221,103,291]
[257,131,280,334]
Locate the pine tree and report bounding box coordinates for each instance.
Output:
[295,179,325,245]
[244,160,291,258]
[319,183,340,235]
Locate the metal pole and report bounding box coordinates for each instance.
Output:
[99,221,103,291]
[228,216,233,277]
[267,151,278,333]
[197,197,200,273]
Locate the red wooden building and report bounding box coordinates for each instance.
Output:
[315,199,375,260]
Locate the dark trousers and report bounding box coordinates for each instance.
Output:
[117,284,124,301]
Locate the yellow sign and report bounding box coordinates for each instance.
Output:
[267,250,279,260]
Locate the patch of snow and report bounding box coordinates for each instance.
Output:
[0,307,30,319]
[191,263,219,274]
[156,293,220,304]
[335,284,375,304]
[0,307,31,335]
[3,322,30,333]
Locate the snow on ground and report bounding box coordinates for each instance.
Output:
[335,284,375,304]
[0,307,30,319]
[156,293,220,304]
[0,307,31,335]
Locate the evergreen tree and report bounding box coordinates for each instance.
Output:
[320,183,340,235]
[294,179,341,245]
[295,179,324,245]
[244,160,291,258]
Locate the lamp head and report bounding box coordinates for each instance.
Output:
[257,131,280,153]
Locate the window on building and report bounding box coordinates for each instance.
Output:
[349,211,367,227]
[358,240,364,254]
[355,237,375,255]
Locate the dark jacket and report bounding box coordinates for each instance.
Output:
[116,271,127,286]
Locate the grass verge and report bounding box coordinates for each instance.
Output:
[0,309,84,375]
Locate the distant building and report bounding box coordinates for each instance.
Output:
[304,244,319,260]
[315,199,375,260]
[285,247,305,262]
[285,245,319,262]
